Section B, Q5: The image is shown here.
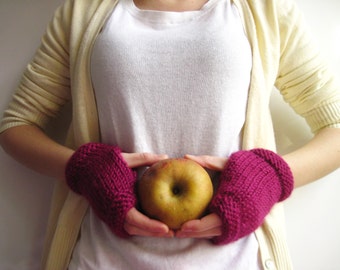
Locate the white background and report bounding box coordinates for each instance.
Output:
[0,0,339,269]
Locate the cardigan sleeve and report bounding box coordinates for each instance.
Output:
[274,0,340,133]
[0,0,73,133]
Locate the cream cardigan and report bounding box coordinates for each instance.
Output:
[1,0,340,269]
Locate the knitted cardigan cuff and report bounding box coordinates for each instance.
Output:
[65,142,137,238]
[210,148,294,245]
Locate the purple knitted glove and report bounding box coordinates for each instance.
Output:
[65,142,137,238]
[210,148,294,245]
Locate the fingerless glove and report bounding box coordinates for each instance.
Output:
[210,148,294,245]
[65,143,137,238]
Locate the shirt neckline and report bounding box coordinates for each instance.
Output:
[124,0,224,25]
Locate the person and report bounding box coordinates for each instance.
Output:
[1,0,340,269]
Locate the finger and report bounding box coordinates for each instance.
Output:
[126,224,175,237]
[176,214,222,239]
[176,227,221,239]
[180,213,222,232]
[184,154,227,171]
[124,208,172,236]
[122,152,168,168]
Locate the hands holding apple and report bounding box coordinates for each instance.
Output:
[122,152,226,240]
[67,143,291,243]
[123,148,293,245]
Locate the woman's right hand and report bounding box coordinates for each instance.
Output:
[121,152,174,237]
[124,207,174,237]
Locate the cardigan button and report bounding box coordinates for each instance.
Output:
[265,259,276,270]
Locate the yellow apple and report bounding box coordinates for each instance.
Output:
[137,158,213,230]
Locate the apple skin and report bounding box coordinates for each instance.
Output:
[137,158,213,230]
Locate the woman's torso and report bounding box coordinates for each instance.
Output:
[69,0,259,269]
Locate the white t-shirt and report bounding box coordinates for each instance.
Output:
[69,0,259,269]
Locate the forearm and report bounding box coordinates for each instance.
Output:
[283,127,340,187]
[0,125,74,180]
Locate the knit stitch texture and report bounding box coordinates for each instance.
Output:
[65,143,137,238]
[210,148,294,245]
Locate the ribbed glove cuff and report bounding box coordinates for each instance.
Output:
[210,148,294,245]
